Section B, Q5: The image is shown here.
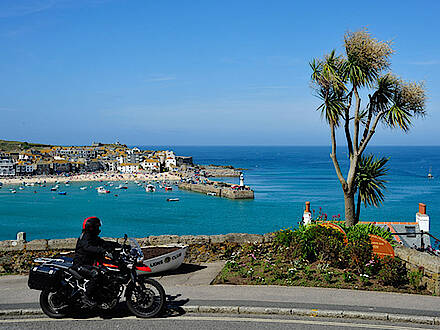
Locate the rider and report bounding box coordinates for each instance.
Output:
[73,216,120,306]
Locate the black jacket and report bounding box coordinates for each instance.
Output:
[73,232,120,266]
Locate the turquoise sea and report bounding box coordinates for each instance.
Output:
[1,146,439,241]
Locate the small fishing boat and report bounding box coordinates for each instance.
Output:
[145,184,156,192]
[140,245,187,274]
[97,186,110,194]
[50,186,58,191]
[207,192,216,196]
[11,189,17,194]
[80,186,87,190]
[165,186,173,191]
[19,187,25,190]
[167,198,179,202]
[115,184,128,190]
[58,191,67,195]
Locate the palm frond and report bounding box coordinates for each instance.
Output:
[356,155,389,208]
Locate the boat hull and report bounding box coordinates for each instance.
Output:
[139,245,187,274]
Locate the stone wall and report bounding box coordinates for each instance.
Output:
[0,233,272,252]
[394,245,440,294]
[178,182,254,199]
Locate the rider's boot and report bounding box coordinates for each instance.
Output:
[82,293,97,308]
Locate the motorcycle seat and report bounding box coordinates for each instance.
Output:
[67,267,84,280]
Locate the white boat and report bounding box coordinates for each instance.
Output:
[165,186,173,191]
[207,192,216,196]
[50,186,58,191]
[167,198,179,202]
[115,184,128,190]
[145,184,156,192]
[97,186,110,194]
[140,245,188,274]
[11,189,17,194]
[80,186,87,190]
[428,167,434,179]
[19,187,24,190]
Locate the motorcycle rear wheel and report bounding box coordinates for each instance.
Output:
[40,289,69,319]
[126,278,165,318]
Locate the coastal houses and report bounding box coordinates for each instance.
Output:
[0,155,15,176]
[0,141,191,178]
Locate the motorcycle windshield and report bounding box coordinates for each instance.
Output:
[128,237,144,258]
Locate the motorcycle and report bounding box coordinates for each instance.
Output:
[28,235,166,318]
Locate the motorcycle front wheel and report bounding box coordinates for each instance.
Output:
[126,277,165,318]
[40,289,69,319]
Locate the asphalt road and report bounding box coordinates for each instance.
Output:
[0,313,437,330]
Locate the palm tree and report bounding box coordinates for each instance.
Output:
[310,29,426,226]
[355,155,389,222]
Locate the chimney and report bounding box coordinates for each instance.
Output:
[303,201,312,225]
[416,203,430,232]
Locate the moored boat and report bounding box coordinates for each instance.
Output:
[97,186,110,194]
[145,184,156,192]
[165,186,172,191]
[58,191,67,195]
[80,186,87,190]
[167,198,179,202]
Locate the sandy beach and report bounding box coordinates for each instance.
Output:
[0,172,181,186]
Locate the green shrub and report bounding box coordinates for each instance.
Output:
[344,233,372,273]
[295,225,345,265]
[273,228,297,247]
[343,271,354,283]
[339,223,395,245]
[377,257,407,287]
[408,268,424,291]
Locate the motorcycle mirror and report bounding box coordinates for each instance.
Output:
[123,234,128,246]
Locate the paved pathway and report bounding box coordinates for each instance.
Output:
[1,261,440,325]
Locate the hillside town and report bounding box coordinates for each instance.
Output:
[0,142,193,177]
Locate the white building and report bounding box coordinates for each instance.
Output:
[141,159,161,172]
[117,163,140,173]
[165,156,177,170]
[0,156,15,176]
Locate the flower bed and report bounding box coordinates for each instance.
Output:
[212,225,430,295]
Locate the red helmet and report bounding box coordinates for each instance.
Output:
[82,216,102,235]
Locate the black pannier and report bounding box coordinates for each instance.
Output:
[28,265,61,290]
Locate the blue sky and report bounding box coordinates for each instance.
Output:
[0,0,438,146]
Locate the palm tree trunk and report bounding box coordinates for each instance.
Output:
[344,190,356,226]
[355,192,361,222]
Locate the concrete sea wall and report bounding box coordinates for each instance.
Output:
[0,233,270,252]
[178,182,254,199]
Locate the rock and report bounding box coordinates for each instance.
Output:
[224,233,264,244]
[179,235,210,245]
[25,239,48,251]
[48,238,77,250]
[210,235,228,244]
[0,240,25,251]
[148,235,180,245]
